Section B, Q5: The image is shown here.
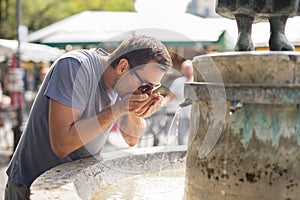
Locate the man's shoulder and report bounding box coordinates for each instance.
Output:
[58,49,101,71]
[62,49,95,60]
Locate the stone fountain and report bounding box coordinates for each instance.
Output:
[184,1,300,199]
[29,2,300,199]
[30,145,186,199]
[30,53,300,200]
[184,52,300,200]
[29,54,300,200]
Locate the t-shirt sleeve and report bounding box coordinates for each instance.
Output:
[44,57,89,110]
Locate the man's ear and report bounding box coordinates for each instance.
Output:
[116,58,130,75]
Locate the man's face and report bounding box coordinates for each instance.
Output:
[115,61,166,97]
[181,64,193,77]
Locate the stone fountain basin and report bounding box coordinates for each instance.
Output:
[30,145,186,200]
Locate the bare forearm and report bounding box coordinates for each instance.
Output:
[50,105,122,158]
[119,114,146,146]
[49,93,155,157]
[70,108,118,149]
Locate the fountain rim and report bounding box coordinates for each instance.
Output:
[187,82,300,88]
[195,50,300,58]
[30,145,187,200]
[184,82,300,104]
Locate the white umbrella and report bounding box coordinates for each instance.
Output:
[0,39,65,63]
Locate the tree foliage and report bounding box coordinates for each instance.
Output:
[0,0,135,39]
[0,0,17,39]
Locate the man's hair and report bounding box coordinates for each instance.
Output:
[108,35,172,70]
[181,59,193,68]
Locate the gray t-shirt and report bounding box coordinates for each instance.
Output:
[6,48,118,188]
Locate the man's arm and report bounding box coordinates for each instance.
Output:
[118,114,146,146]
[48,93,156,158]
[49,99,120,158]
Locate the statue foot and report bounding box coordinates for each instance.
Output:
[234,32,254,51]
[269,32,295,51]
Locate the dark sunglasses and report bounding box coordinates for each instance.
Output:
[132,70,161,93]
[127,59,161,93]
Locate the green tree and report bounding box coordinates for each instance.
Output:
[0,0,17,39]
[0,0,135,39]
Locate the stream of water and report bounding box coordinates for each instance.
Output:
[158,106,181,174]
[92,107,185,199]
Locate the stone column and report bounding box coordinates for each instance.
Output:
[184,52,300,200]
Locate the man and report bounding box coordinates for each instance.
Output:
[164,59,193,145]
[5,35,172,200]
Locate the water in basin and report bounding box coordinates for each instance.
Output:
[92,169,185,200]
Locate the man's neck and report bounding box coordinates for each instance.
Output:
[186,75,193,82]
[102,66,117,91]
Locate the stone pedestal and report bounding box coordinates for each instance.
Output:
[184,52,300,200]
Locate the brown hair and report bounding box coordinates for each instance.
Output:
[108,35,172,71]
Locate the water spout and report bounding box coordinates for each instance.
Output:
[229,101,243,115]
[179,98,192,107]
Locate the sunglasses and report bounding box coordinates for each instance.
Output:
[127,59,161,93]
[132,70,161,93]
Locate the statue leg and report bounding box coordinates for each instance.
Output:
[269,15,295,51]
[234,14,254,51]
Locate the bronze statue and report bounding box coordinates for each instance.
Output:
[216,0,300,51]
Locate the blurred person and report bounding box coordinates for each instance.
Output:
[5,35,172,200]
[164,60,193,145]
[40,67,50,82]
[0,83,11,109]
[37,67,50,91]
[0,83,11,127]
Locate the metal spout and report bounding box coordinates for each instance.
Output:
[179,98,192,107]
[229,101,243,114]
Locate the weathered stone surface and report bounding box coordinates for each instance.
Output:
[185,52,300,200]
[185,82,300,104]
[193,52,300,84]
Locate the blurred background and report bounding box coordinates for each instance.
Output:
[0,0,230,153]
[1,0,300,197]
[1,0,300,155]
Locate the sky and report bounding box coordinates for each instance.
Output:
[134,0,191,13]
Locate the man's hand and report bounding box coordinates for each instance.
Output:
[113,92,164,146]
[113,92,164,118]
[137,92,164,118]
